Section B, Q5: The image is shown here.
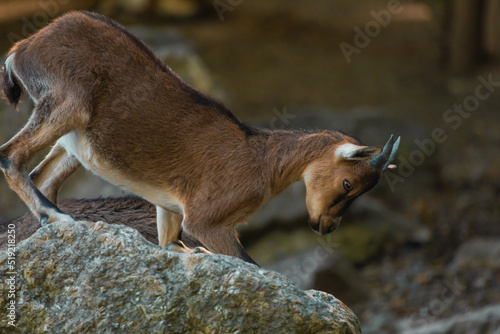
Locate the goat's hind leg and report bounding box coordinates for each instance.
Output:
[0,96,80,225]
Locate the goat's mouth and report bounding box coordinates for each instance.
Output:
[308,216,342,235]
[308,216,321,233]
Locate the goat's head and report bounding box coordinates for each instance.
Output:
[303,134,400,235]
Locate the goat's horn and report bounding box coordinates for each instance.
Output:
[369,135,400,172]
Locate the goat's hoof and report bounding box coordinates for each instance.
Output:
[165,241,211,255]
[194,246,211,254]
[40,214,49,226]
[165,241,188,253]
[39,213,75,226]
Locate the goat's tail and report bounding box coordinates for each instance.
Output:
[1,53,22,109]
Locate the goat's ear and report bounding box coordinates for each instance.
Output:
[335,144,383,160]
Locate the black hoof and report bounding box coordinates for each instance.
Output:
[0,155,10,170]
[40,214,49,226]
[194,247,211,254]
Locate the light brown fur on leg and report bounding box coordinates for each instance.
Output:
[30,143,80,205]
[156,206,183,247]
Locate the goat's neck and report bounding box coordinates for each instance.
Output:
[255,129,338,196]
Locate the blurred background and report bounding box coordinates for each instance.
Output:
[1,0,499,332]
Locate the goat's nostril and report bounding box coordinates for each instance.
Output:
[328,219,342,233]
[308,216,321,233]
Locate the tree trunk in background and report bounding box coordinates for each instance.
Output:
[449,0,486,74]
[430,0,454,69]
[485,0,500,59]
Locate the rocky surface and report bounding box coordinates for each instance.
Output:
[397,304,500,334]
[0,220,361,333]
[448,238,500,273]
[267,248,370,306]
[357,243,500,334]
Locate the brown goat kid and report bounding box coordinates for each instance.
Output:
[0,11,399,265]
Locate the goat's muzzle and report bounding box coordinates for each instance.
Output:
[309,215,342,235]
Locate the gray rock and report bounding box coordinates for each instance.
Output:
[362,312,396,334]
[267,249,370,305]
[448,238,500,274]
[396,304,500,334]
[0,220,361,333]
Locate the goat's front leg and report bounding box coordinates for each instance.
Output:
[0,97,77,225]
[30,143,81,205]
[156,206,183,247]
[182,218,259,266]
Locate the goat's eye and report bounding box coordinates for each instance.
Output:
[343,179,353,192]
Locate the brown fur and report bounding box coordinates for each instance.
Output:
[0,11,394,265]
